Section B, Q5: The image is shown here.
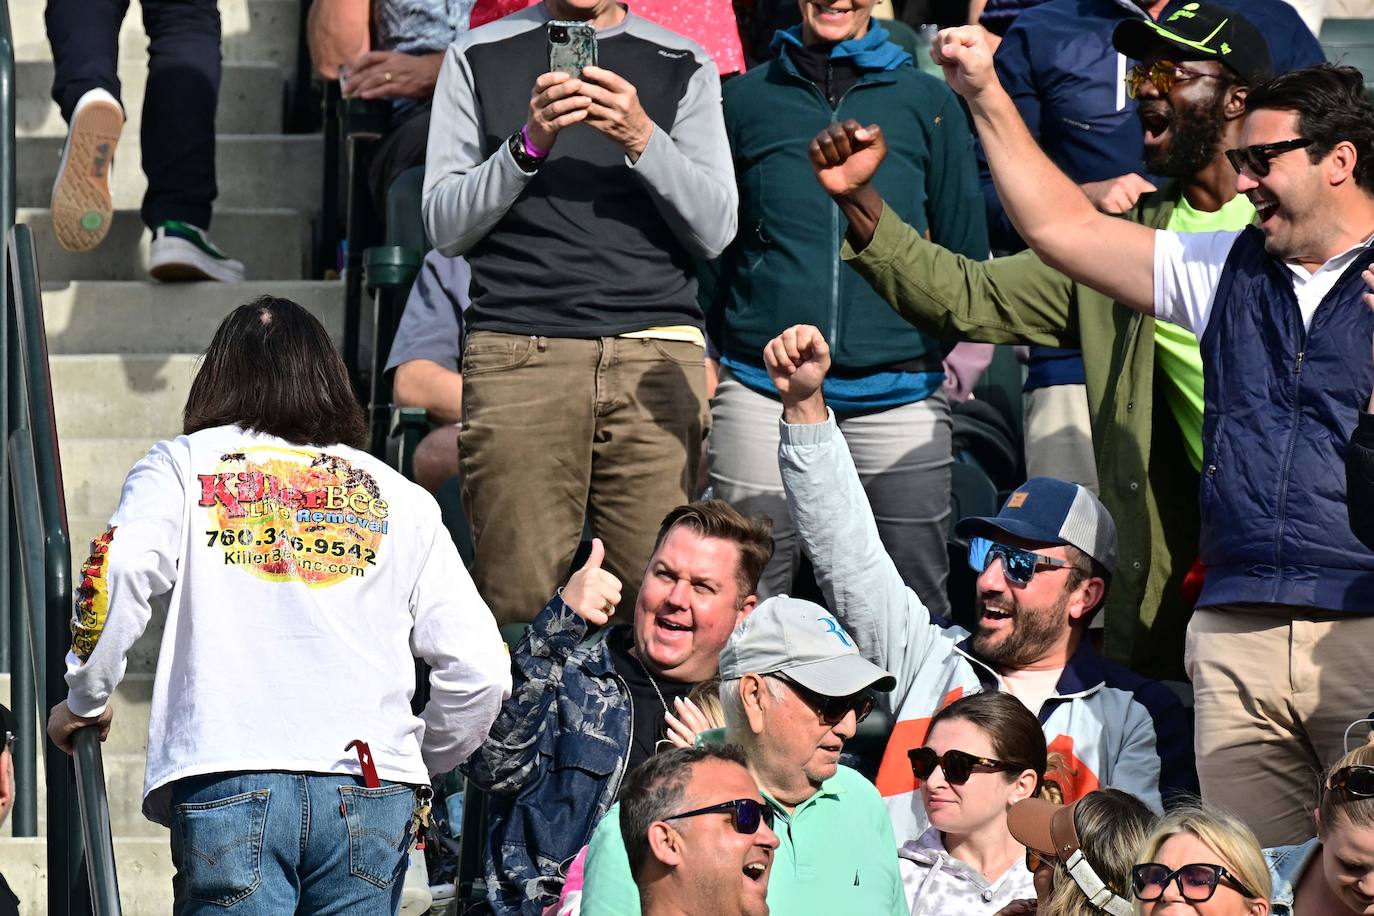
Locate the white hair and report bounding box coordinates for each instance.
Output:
[719,675,786,734]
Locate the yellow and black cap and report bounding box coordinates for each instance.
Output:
[1113,2,1273,86]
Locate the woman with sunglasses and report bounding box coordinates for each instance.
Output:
[899,691,1047,914]
[1133,805,1271,916]
[1265,732,1374,915]
[1000,788,1155,916]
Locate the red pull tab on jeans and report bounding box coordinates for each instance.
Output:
[345,739,381,788]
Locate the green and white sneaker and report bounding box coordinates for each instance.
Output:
[147,220,246,283]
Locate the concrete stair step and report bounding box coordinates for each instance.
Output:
[51,354,198,441]
[42,279,343,354]
[22,208,309,282]
[19,134,323,212]
[0,836,172,916]
[18,60,287,138]
[0,675,154,759]
[13,0,300,75]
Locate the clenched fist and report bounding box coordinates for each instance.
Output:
[764,325,832,425]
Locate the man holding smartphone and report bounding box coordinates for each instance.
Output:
[422,0,735,643]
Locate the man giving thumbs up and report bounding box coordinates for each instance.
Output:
[463,501,775,916]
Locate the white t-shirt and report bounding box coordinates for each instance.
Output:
[999,666,1063,719]
[1152,228,1374,335]
[65,425,512,825]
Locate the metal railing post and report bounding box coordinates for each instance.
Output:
[0,0,18,685]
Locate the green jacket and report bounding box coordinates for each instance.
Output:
[844,183,1198,679]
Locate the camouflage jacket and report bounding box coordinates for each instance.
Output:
[464,595,632,916]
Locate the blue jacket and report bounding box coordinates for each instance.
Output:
[1265,838,1319,916]
[463,597,631,916]
[1198,229,1374,611]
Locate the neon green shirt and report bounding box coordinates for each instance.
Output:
[1154,192,1256,470]
[577,763,907,916]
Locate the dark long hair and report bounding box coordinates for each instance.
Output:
[183,296,367,449]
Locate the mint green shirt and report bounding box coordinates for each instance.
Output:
[1154,192,1257,470]
[578,764,907,916]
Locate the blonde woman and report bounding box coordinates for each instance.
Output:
[1267,730,1374,915]
[1132,805,1271,916]
[1000,788,1155,916]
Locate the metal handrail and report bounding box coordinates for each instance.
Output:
[9,219,122,916]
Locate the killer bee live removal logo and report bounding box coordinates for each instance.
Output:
[200,447,390,587]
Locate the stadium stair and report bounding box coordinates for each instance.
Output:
[2,0,341,910]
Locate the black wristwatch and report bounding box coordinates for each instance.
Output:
[507,130,544,174]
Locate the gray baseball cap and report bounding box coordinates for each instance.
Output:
[718,595,896,696]
[955,477,1119,575]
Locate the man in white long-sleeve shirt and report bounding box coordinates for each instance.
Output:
[47,296,511,916]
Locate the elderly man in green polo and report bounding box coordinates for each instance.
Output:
[576,595,906,916]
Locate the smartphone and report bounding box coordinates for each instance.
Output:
[548,20,598,78]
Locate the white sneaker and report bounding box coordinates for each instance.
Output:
[147,220,246,282]
[51,88,123,253]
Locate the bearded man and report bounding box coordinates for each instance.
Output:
[764,323,1195,843]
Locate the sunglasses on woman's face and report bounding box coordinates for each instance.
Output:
[666,798,775,835]
[770,673,875,726]
[1026,848,1058,872]
[908,746,1015,784]
[1131,863,1257,903]
[1328,765,1374,798]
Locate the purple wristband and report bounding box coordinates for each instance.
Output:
[520,125,550,160]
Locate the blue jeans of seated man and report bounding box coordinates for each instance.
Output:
[170,772,417,915]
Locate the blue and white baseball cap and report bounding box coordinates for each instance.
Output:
[955,477,1119,575]
[718,596,895,697]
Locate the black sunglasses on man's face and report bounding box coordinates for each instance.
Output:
[770,673,875,726]
[666,798,775,834]
[1225,138,1314,178]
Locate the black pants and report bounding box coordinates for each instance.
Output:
[46,0,221,229]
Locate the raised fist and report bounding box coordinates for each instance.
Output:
[809,121,887,199]
[764,325,832,411]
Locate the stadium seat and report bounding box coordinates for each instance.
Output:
[1320,19,1374,95]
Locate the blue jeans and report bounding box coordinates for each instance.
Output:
[170,772,417,915]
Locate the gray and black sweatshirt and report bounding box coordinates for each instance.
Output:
[422,3,737,339]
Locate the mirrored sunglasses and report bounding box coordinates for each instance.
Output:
[1124,61,1221,99]
[666,798,775,834]
[968,536,1069,586]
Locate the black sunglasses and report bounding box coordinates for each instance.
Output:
[1328,764,1374,798]
[968,536,1070,586]
[1132,863,1258,903]
[1225,138,1314,178]
[666,798,775,834]
[771,673,875,726]
[908,746,1018,784]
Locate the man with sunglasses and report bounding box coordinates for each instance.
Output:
[926,17,1374,846]
[577,595,908,916]
[619,745,779,916]
[767,323,1194,846]
[808,2,1278,685]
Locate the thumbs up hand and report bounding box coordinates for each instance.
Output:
[562,538,623,626]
